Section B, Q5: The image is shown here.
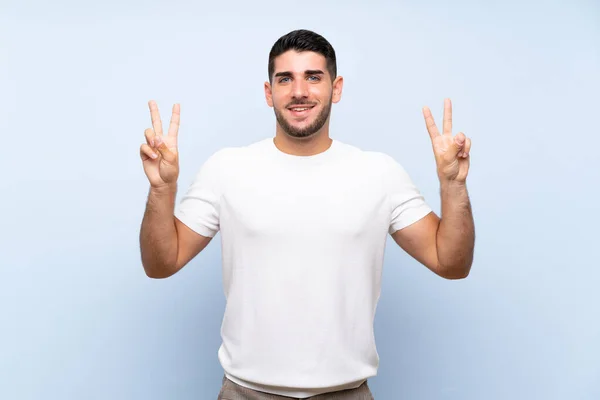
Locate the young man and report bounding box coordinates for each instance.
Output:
[139,29,474,399]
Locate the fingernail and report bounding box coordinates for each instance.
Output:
[151,153,158,159]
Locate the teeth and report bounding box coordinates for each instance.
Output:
[291,107,309,111]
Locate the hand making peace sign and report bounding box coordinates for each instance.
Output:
[140,100,181,190]
[423,98,471,184]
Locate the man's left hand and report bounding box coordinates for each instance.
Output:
[423,98,471,184]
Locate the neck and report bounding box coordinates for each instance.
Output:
[273,124,332,156]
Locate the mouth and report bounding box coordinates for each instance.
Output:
[287,104,316,118]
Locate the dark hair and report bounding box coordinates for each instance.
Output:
[268,29,337,83]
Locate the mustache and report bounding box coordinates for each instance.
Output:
[285,100,317,108]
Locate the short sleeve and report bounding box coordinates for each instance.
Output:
[174,150,225,238]
[385,155,433,235]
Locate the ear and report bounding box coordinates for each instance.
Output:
[332,76,344,104]
[264,81,274,107]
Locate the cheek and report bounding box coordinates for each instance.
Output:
[271,92,286,108]
[310,87,329,102]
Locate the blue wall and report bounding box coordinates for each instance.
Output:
[1,1,598,398]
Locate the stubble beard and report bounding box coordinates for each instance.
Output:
[274,96,333,139]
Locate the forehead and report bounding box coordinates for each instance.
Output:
[273,50,328,74]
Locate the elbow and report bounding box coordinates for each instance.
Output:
[436,261,472,280]
[443,269,470,280]
[142,260,177,279]
[144,269,173,279]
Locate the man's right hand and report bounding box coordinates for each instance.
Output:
[140,100,180,190]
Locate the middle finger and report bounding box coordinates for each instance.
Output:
[148,100,163,137]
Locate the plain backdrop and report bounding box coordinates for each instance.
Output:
[1,0,599,399]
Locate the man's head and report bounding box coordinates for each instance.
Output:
[264,29,343,140]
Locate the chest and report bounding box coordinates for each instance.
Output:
[219,167,390,240]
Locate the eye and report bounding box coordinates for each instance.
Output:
[307,75,321,81]
[279,77,291,83]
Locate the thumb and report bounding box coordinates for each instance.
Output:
[155,138,176,164]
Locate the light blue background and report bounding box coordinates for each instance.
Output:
[1,0,598,399]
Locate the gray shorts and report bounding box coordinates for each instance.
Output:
[217,375,374,399]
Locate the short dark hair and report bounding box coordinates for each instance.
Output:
[268,29,337,83]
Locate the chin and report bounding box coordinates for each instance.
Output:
[274,103,329,139]
[286,131,318,139]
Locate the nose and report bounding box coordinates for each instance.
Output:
[291,78,309,99]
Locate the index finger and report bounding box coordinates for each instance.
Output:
[422,106,440,141]
[442,98,452,136]
[148,100,163,137]
[167,103,180,137]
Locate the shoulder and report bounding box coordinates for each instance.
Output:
[337,140,405,172]
[203,138,269,167]
[337,141,417,192]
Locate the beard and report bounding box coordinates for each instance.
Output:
[274,96,332,139]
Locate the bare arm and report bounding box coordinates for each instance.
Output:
[392,99,474,279]
[139,184,212,278]
[140,185,178,277]
[436,181,474,278]
[391,183,474,279]
[392,185,475,279]
[138,101,212,278]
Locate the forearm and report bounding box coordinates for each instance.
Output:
[436,181,475,279]
[139,184,179,278]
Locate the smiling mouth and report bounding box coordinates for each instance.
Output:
[287,105,315,116]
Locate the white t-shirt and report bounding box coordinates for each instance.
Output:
[174,137,432,398]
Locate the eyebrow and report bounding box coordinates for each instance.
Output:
[274,69,325,78]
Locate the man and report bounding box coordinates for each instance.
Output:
[139,29,474,399]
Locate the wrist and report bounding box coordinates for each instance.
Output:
[440,179,467,191]
[150,183,177,197]
[440,178,467,187]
